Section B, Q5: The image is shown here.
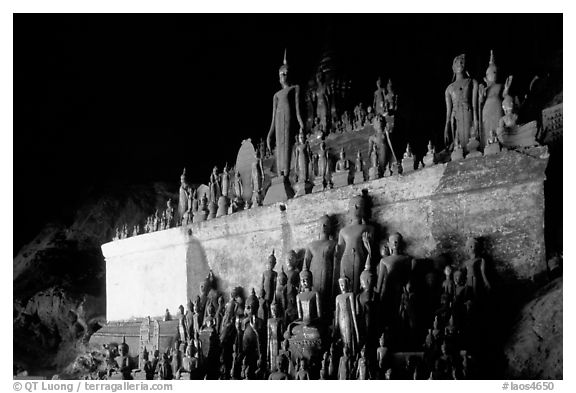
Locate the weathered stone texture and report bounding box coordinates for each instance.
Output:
[504,277,563,379]
[102,148,548,322]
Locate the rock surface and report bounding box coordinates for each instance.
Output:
[13,182,176,375]
[504,277,563,379]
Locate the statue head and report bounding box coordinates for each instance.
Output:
[502,95,515,115]
[452,54,466,75]
[444,264,453,278]
[270,299,278,318]
[258,287,265,299]
[485,50,498,83]
[266,249,277,270]
[387,78,394,93]
[379,333,386,347]
[339,147,346,160]
[298,130,305,144]
[373,114,384,132]
[278,49,290,86]
[348,195,366,222]
[278,265,288,285]
[286,250,298,270]
[388,232,403,254]
[376,76,383,88]
[360,263,374,292]
[178,304,184,315]
[428,140,435,154]
[338,276,350,294]
[299,264,313,290]
[453,269,465,286]
[465,237,479,258]
[300,357,307,369]
[180,168,188,186]
[318,214,332,237]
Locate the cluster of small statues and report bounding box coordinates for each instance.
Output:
[103,193,493,380]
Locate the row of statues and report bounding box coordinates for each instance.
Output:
[104,193,492,380]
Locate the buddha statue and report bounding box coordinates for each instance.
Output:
[369,115,394,177]
[462,237,491,301]
[268,354,290,380]
[401,143,415,174]
[314,71,330,134]
[333,147,351,187]
[496,76,520,139]
[231,170,244,212]
[251,149,265,207]
[303,215,337,318]
[221,163,230,198]
[423,140,435,167]
[334,276,360,356]
[357,234,377,347]
[267,298,284,371]
[114,336,132,380]
[373,77,386,116]
[355,345,370,380]
[296,358,310,380]
[275,266,288,316]
[178,168,190,222]
[376,232,414,327]
[354,150,365,183]
[208,166,221,205]
[257,288,269,322]
[261,249,278,304]
[478,50,507,149]
[444,54,479,153]
[384,78,398,116]
[337,194,375,294]
[266,49,305,178]
[337,344,352,380]
[312,141,330,192]
[293,130,312,196]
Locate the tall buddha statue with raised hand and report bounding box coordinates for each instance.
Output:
[266,49,305,178]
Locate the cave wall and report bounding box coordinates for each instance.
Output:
[101,147,548,322]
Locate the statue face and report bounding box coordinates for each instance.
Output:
[444,265,452,277]
[452,55,466,74]
[465,238,477,257]
[379,336,385,346]
[279,69,288,86]
[338,278,349,293]
[301,276,311,289]
[270,304,277,318]
[286,251,297,268]
[389,234,400,253]
[485,66,497,83]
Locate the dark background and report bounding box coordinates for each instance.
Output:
[13,14,562,253]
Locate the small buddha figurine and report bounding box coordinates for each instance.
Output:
[157,352,172,380]
[354,150,365,183]
[334,276,360,356]
[384,78,399,116]
[450,133,464,161]
[484,129,502,155]
[303,215,337,317]
[221,163,231,198]
[496,76,519,135]
[296,358,310,380]
[337,194,375,295]
[208,166,221,205]
[257,288,269,322]
[295,264,322,326]
[423,140,435,167]
[478,50,508,148]
[251,149,265,207]
[373,77,386,116]
[317,141,329,184]
[338,345,352,380]
[277,339,295,377]
[275,266,288,316]
[232,170,244,212]
[261,250,278,304]
[284,250,300,324]
[368,115,391,177]
[465,127,482,158]
[355,345,370,380]
[215,296,225,334]
[462,237,491,300]
[368,143,380,180]
[267,298,284,372]
[401,143,415,174]
[178,168,190,221]
[142,348,155,380]
[294,130,311,185]
[335,147,350,172]
[165,198,174,228]
[376,333,390,377]
[132,225,139,237]
[376,232,414,326]
[268,354,290,380]
[328,343,338,379]
[442,265,456,299]
[114,337,131,380]
[197,194,209,222]
[357,233,377,346]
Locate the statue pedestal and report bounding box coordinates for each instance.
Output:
[401,157,415,175]
[423,153,435,167]
[194,210,208,223]
[311,176,326,193]
[294,180,312,197]
[331,171,351,188]
[286,324,324,363]
[484,143,501,156]
[353,170,365,185]
[451,148,464,162]
[368,166,381,180]
[216,197,229,218]
[263,175,295,205]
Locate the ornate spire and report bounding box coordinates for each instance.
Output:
[283,48,287,66]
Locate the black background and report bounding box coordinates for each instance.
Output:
[13,14,562,252]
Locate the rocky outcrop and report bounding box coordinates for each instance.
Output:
[13,182,177,375]
[504,277,563,379]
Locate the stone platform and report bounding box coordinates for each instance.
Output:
[101,147,549,323]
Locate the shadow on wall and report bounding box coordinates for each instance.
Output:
[185,234,211,305]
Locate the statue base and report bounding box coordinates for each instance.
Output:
[263,175,295,205]
[331,171,351,188]
[216,196,229,218]
[466,150,483,159]
[286,324,324,364]
[401,157,415,175]
[294,180,312,197]
[194,211,208,223]
[466,139,482,159]
[451,148,464,162]
[311,176,326,193]
[484,143,501,156]
[368,166,381,180]
[353,170,365,184]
